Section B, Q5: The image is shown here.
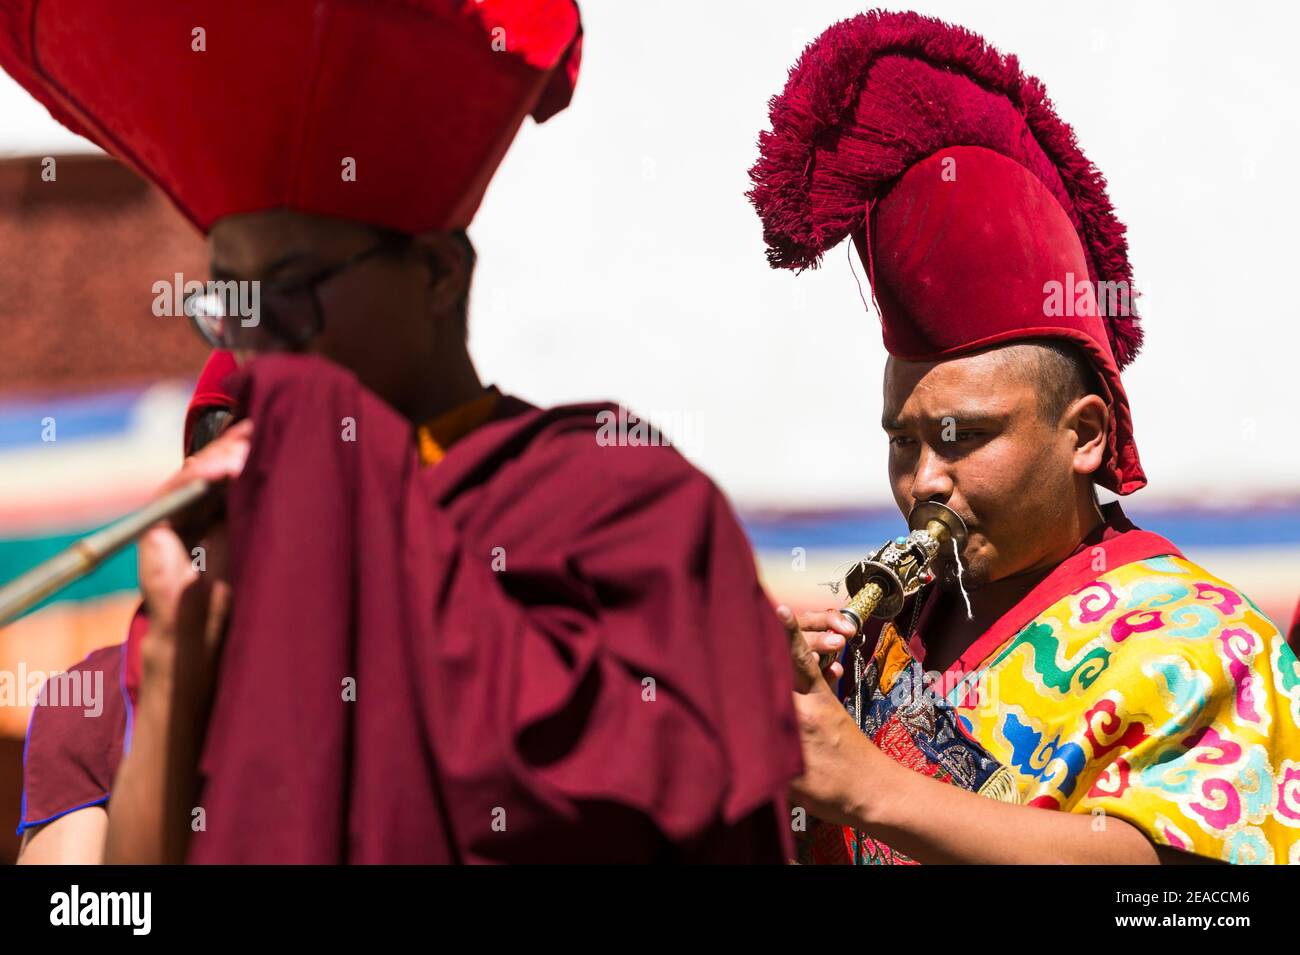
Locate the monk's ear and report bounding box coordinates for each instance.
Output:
[410,231,470,316]
[1067,393,1109,478]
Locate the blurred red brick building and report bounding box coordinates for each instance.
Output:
[0,153,208,862]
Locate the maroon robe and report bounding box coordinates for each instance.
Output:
[17,640,131,835]
[188,354,802,863]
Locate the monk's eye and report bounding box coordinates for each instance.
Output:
[888,435,915,448]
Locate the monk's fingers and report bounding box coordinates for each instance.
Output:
[797,609,857,638]
[804,628,846,657]
[777,605,821,694]
[138,523,201,635]
[191,416,253,463]
[161,418,253,495]
[181,418,251,483]
[776,604,801,648]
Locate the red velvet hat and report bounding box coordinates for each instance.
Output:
[0,0,582,235]
[749,10,1145,494]
[183,349,240,455]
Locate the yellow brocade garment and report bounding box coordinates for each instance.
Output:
[951,554,1300,863]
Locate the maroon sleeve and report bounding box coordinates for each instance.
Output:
[188,354,801,863]
[18,643,128,835]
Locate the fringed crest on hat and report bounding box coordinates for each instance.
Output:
[747,9,1142,368]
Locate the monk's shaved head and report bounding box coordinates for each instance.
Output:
[986,341,1097,424]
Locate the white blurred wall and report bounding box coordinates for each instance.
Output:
[5,0,1298,509]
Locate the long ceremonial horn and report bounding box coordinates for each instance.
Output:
[0,478,213,628]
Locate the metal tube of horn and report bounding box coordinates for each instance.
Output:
[0,478,213,629]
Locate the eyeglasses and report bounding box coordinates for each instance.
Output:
[183,238,399,351]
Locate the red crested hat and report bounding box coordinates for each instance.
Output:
[184,349,239,456]
[0,0,582,235]
[748,10,1145,495]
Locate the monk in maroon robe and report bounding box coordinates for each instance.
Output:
[178,354,799,863]
[1,1,801,863]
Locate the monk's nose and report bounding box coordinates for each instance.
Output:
[910,444,954,505]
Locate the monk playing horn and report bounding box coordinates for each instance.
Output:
[751,9,1300,865]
